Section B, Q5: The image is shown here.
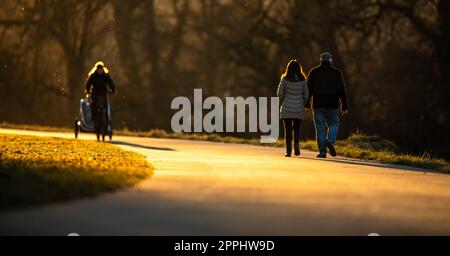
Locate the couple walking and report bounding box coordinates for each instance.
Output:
[277,52,349,158]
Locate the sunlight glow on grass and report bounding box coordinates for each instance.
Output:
[0,134,153,212]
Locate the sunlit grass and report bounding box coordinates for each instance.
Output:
[300,133,450,173]
[0,122,72,133]
[0,133,153,212]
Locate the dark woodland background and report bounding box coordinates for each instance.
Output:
[0,0,449,158]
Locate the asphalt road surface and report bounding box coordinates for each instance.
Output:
[1,128,450,235]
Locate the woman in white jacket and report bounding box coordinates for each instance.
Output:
[277,60,309,157]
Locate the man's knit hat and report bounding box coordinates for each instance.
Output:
[320,52,333,62]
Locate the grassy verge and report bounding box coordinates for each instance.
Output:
[301,134,450,173]
[0,122,72,133]
[1,122,449,173]
[0,133,152,213]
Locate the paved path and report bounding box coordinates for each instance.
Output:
[1,128,450,235]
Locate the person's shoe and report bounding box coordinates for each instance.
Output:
[294,145,301,156]
[285,150,292,157]
[316,153,327,158]
[327,143,337,157]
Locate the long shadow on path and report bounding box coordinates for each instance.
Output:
[296,155,444,175]
[110,141,175,152]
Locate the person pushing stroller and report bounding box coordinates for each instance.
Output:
[85,62,116,141]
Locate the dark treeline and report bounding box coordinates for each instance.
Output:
[0,0,449,158]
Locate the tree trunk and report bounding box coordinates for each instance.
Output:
[112,1,140,89]
[66,58,85,120]
[436,0,450,127]
[317,0,357,135]
[146,0,168,129]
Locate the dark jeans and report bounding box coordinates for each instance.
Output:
[283,119,302,151]
[91,95,109,133]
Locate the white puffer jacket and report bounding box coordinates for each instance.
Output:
[277,78,309,120]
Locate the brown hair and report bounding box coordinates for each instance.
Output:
[281,59,306,82]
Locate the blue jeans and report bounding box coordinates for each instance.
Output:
[313,108,340,155]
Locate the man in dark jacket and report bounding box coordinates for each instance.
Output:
[85,63,116,127]
[306,52,348,158]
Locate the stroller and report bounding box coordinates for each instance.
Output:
[74,94,113,141]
